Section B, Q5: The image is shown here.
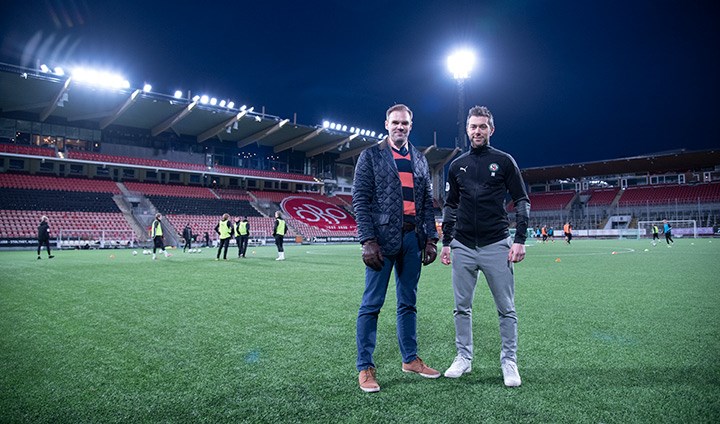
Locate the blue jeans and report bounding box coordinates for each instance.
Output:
[356,231,422,371]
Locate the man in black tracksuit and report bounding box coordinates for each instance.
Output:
[37,215,54,259]
[440,105,530,387]
[182,224,193,252]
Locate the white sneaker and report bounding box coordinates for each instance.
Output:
[444,355,472,378]
[152,254,156,260]
[501,361,521,387]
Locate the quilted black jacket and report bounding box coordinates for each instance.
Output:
[352,140,439,256]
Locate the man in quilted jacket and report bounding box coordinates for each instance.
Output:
[352,104,440,393]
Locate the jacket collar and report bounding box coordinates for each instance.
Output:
[470,143,490,154]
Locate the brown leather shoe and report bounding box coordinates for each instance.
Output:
[359,367,380,392]
[402,357,441,378]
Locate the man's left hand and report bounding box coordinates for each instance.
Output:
[508,243,526,263]
[422,240,437,266]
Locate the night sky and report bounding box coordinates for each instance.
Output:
[1,0,718,168]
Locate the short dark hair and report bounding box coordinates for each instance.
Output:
[386,104,413,120]
[467,105,494,129]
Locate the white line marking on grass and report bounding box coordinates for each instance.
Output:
[532,248,635,257]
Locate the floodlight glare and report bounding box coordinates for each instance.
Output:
[192,95,200,102]
[200,95,209,104]
[227,101,235,109]
[174,90,183,99]
[370,131,376,137]
[40,64,50,73]
[330,123,337,130]
[447,49,476,79]
[143,83,152,93]
[323,121,330,128]
[240,105,247,111]
[219,100,226,107]
[350,127,355,132]
[54,67,65,76]
[342,125,347,132]
[360,129,366,136]
[210,97,218,106]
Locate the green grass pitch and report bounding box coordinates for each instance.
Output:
[1,239,719,423]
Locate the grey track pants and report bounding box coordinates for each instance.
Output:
[450,237,517,364]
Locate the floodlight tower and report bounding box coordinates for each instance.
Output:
[447,49,476,149]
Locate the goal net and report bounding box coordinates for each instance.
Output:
[636,220,697,240]
[57,230,137,249]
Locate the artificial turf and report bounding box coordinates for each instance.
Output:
[1,238,719,423]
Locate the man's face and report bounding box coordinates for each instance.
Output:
[385,110,412,148]
[466,115,494,148]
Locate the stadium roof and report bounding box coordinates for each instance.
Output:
[0,63,459,169]
[521,149,720,184]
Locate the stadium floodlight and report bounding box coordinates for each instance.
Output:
[200,95,209,104]
[342,125,347,132]
[447,49,476,80]
[40,64,50,73]
[323,121,330,128]
[54,67,65,76]
[227,101,234,109]
[330,123,337,130]
[240,105,247,111]
[350,127,355,132]
[210,97,217,106]
[143,83,152,93]
[192,95,200,102]
[360,129,366,136]
[370,131,376,137]
[219,100,226,107]
[71,67,128,89]
[174,90,183,99]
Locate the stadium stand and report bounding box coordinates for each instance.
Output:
[587,188,621,206]
[618,183,720,206]
[0,173,121,193]
[0,143,57,157]
[124,182,217,199]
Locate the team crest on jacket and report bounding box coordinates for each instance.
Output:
[489,163,499,177]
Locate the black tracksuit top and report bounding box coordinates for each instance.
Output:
[442,143,530,248]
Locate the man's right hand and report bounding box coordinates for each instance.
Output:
[440,246,451,265]
[362,240,384,271]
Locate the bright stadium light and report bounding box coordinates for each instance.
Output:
[192,95,200,102]
[210,97,217,106]
[330,123,337,130]
[71,67,128,89]
[174,90,183,98]
[40,64,50,73]
[240,105,247,111]
[219,100,226,107]
[447,49,476,79]
[200,95,209,104]
[350,127,355,132]
[370,131,376,137]
[143,83,152,93]
[323,120,330,128]
[227,101,235,109]
[54,67,65,76]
